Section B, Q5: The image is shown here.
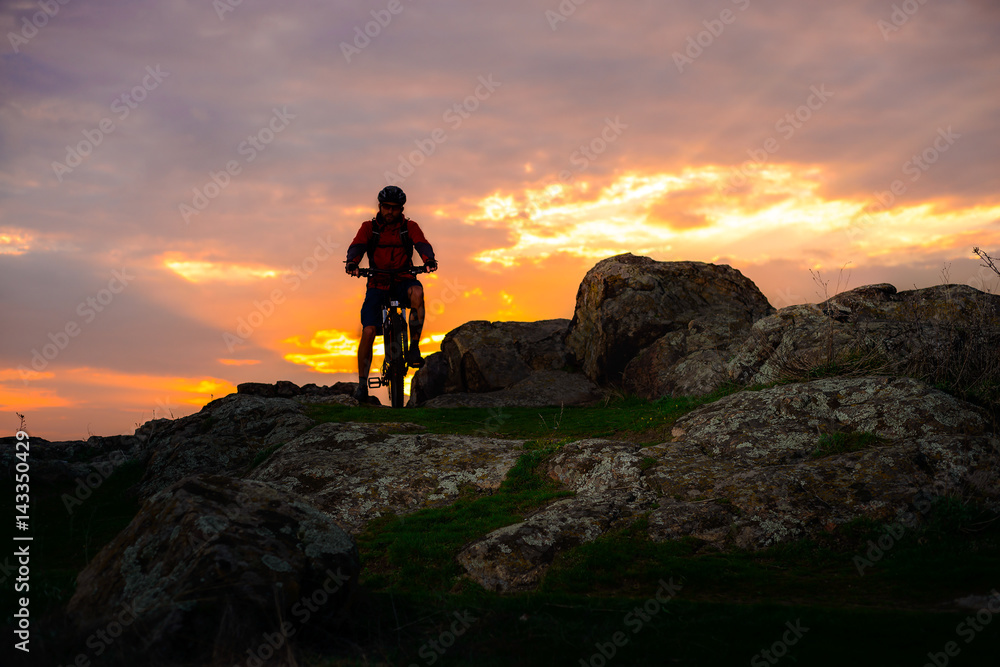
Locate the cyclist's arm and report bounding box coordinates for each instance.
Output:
[346,220,372,275]
[407,220,436,268]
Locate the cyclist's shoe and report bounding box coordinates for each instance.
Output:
[406,348,424,368]
[352,383,368,402]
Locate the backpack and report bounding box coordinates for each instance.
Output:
[366,217,414,268]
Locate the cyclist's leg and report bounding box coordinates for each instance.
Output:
[357,288,384,397]
[406,281,425,364]
[358,325,377,385]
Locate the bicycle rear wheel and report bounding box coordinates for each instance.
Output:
[387,310,406,408]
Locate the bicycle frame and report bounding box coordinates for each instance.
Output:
[355,266,428,408]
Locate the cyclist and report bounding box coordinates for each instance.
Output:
[345,185,437,401]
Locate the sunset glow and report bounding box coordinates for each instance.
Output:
[3,1,998,439]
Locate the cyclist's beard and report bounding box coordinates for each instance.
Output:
[376,211,403,227]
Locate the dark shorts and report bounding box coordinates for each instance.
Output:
[360,279,422,333]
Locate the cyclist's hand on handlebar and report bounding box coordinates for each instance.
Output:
[425,260,438,272]
[345,261,359,276]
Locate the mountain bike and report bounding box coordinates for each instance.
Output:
[355,266,429,408]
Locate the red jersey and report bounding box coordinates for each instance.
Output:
[346,215,435,289]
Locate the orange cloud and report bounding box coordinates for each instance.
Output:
[162,253,281,283]
[0,228,34,255]
[462,166,1000,271]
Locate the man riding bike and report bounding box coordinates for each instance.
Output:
[345,185,437,402]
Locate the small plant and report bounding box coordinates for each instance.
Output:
[639,456,658,471]
[810,431,884,458]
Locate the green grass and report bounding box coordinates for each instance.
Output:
[810,430,885,458]
[358,442,573,592]
[306,387,741,445]
[10,389,1000,666]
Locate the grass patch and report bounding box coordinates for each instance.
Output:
[810,430,885,458]
[539,499,1000,610]
[248,440,286,470]
[357,442,573,592]
[306,391,733,445]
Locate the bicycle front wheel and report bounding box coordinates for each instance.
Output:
[387,310,406,408]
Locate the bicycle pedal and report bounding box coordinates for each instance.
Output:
[368,377,384,388]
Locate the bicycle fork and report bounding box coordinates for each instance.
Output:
[368,301,408,389]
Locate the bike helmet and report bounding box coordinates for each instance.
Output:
[377,185,406,206]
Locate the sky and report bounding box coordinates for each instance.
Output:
[2,0,999,440]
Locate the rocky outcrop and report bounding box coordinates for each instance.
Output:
[458,440,656,591]
[65,474,359,665]
[646,376,1000,549]
[421,370,602,408]
[455,376,999,590]
[564,254,773,392]
[0,433,142,488]
[407,319,600,408]
[728,283,1000,387]
[249,421,525,533]
[134,393,316,499]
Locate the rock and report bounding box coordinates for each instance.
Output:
[65,474,359,666]
[409,319,572,404]
[421,370,602,408]
[238,381,356,398]
[295,393,359,407]
[134,394,315,499]
[459,375,999,591]
[728,283,1000,387]
[456,495,629,592]
[565,254,773,387]
[644,376,1000,549]
[458,440,656,591]
[1,434,143,488]
[407,351,450,407]
[249,421,524,533]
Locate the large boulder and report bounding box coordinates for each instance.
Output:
[728,283,1000,388]
[134,393,315,499]
[407,319,579,406]
[64,475,359,666]
[564,254,773,389]
[249,421,525,533]
[647,375,1000,549]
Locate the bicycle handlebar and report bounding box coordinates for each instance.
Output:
[355,265,431,278]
